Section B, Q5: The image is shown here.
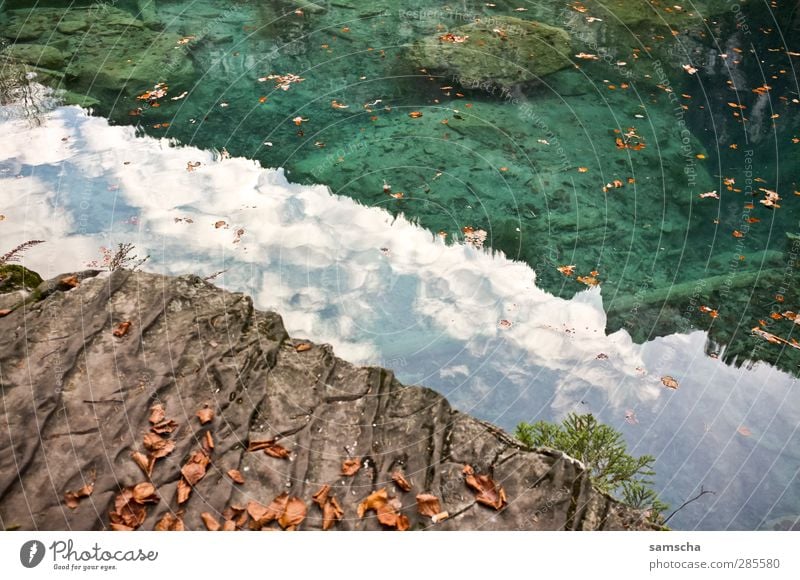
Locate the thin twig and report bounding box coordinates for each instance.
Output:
[663,486,716,525]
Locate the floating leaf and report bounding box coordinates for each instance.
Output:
[660,376,679,390]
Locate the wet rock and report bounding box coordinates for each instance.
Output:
[408,16,571,89]
[0,270,655,531]
[2,43,68,69]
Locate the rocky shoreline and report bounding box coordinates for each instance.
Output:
[0,269,655,530]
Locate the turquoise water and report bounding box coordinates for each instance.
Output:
[1,0,800,530]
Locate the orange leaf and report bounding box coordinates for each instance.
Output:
[113,321,132,337]
[201,512,221,531]
[392,470,412,492]
[416,493,442,517]
[64,480,95,509]
[149,404,166,425]
[143,433,175,459]
[227,469,245,484]
[313,485,344,530]
[661,376,679,390]
[196,408,215,425]
[341,458,361,476]
[248,439,290,459]
[203,430,214,452]
[464,469,507,510]
[357,488,389,518]
[181,451,210,486]
[176,479,192,504]
[295,342,313,352]
[131,451,154,477]
[278,497,307,530]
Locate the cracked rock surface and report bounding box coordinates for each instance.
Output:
[0,270,654,530]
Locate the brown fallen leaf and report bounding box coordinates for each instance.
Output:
[196,407,214,425]
[358,488,389,518]
[132,482,159,504]
[150,419,178,434]
[341,458,361,476]
[227,469,245,484]
[181,450,210,486]
[357,488,407,529]
[176,479,192,504]
[312,485,343,531]
[201,512,221,531]
[223,504,249,528]
[295,342,312,352]
[279,496,307,530]
[110,523,134,531]
[0,309,12,318]
[149,404,166,425]
[59,275,79,288]
[416,493,441,518]
[113,321,132,337]
[131,451,154,477]
[154,512,184,531]
[143,432,175,459]
[247,439,290,459]
[661,376,679,390]
[64,481,95,509]
[463,466,507,510]
[392,470,412,492]
[222,519,236,531]
[202,430,214,452]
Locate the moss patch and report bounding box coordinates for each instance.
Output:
[0,264,43,294]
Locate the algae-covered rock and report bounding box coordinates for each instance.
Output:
[408,16,571,89]
[0,6,194,97]
[2,43,68,69]
[0,264,43,294]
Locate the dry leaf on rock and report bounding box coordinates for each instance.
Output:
[201,512,221,531]
[415,493,441,518]
[180,451,210,486]
[131,451,154,477]
[143,432,175,459]
[64,481,95,509]
[279,497,307,530]
[150,419,178,434]
[391,470,412,492]
[154,512,184,531]
[176,479,192,504]
[248,439,290,459]
[463,467,507,510]
[148,404,166,425]
[341,458,361,476]
[113,321,132,337]
[196,408,214,425]
[313,485,343,530]
[227,469,245,484]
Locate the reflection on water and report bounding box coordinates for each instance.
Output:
[3,0,800,374]
[1,103,798,530]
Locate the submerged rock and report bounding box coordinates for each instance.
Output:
[0,6,194,97]
[0,270,655,531]
[408,16,571,89]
